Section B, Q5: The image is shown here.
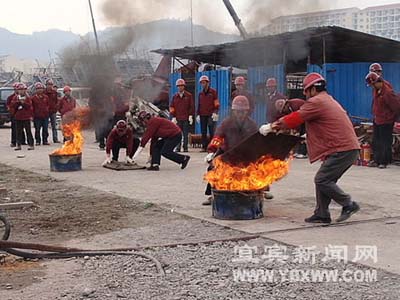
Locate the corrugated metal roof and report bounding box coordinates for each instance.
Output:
[153,27,400,68]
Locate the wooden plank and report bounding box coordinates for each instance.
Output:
[0,202,35,210]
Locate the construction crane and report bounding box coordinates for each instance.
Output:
[222,0,248,39]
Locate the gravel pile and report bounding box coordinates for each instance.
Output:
[59,238,399,300]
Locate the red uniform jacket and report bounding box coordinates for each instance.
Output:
[106,127,134,155]
[6,93,16,111]
[208,116,258,153]
[282,91,360,163]
[198,87,219,116]
[31,94,50,119]
[45,89,59,114]
[372,82,400,125]
[266,91,286,123]
[140,117,181,148]
[170,91,194,120]
[231,89,255,114]
[10,96,33,121]
[59,96,77,116]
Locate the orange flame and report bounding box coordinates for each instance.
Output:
[51,121,84,155]
[205,155,290,191]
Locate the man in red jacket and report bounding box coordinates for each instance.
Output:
[7,82,25,147]
[170,79,194,152]
[366,72,400,168]
[132,111,190,171]
[45,79,60,143]
[59,86,77,117]
[266,77,286,123]
[231,76,255,114]
[197,75,220,151]
[102,120,140,165]
[10,83,34,150]
[203,95,258,205]
[261,73,360,224]
[31,82,50,145]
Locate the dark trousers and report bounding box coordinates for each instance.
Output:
[151,133,186,166]
[99,118,114,148]
[373,123,394,165]
[34,118,49,144]
[314,150,359,218]
[295,124,307,155]
[200,115,215,150]
[10,117,25,145]
[112,138,140,161]
[177,120,189,151]
[16,120,34,146]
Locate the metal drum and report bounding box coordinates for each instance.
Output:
[212,189,264,220]
[49,153,82,172]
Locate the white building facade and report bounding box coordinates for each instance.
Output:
[264,4,400,41]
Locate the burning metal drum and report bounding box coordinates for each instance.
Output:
[49,153,82,172]
[212,189,264,220]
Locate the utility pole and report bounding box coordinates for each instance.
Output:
[190,0,194,46]
[88,0,100,52]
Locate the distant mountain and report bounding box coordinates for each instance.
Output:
[0,19,240,62]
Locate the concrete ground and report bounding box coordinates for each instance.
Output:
[1,127,399,275]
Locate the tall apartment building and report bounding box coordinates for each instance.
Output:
[263,4,400,41]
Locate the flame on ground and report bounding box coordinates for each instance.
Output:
[205,155,290,191]
[51,121,84,155]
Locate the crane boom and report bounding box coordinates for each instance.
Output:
[222,0,248,39]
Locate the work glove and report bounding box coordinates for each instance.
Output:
[259,123,274,136]
[196,115,200,123]
[212,113,219,122]
[126,156,133,164]
[188,115,193,125]
[172,117,177,124]
[125,111,132,118]
[204,152,215,163]
[132,146,144,161]
[102,154,112,166]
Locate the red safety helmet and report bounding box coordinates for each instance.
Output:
[232,95,250,110]
[274,99,288,113]
[234,76,246,85]
[176,79,186,86]
[138,111,151,122]
[365,72,381,86]
[369,63,383,73]
[63,85,72,92]
[16,83,27,90]
[199,75,210,83]
[12,82,19,89]
[34,82,45,89]
[303,73,326,91]
[266,78,277,87]
[45,78,54,85]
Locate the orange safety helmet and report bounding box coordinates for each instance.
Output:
[63,86,72,92]
[365,72,381,86]
[176,79,186,86]
[199,75,210,83]
[234,76,246,85]
[369,63,383,73]
[232,95,250,110]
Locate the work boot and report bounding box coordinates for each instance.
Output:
[368,161,378,168]
[147,165,160,171]
[35,142,40,146]
[183,149,189,153]
[181,156,191,169]
[28,145,35,150]
[43,142,50,145]
[304,214,332,224]
[378,164,387,169]
[202,196,213,206]
[10,143,16,147]
[264,192,274,200]
[54,140,61,144]
[14,145,22,151]
[336,201,360,223]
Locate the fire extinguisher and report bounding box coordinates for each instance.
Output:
[360,143,371,166]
